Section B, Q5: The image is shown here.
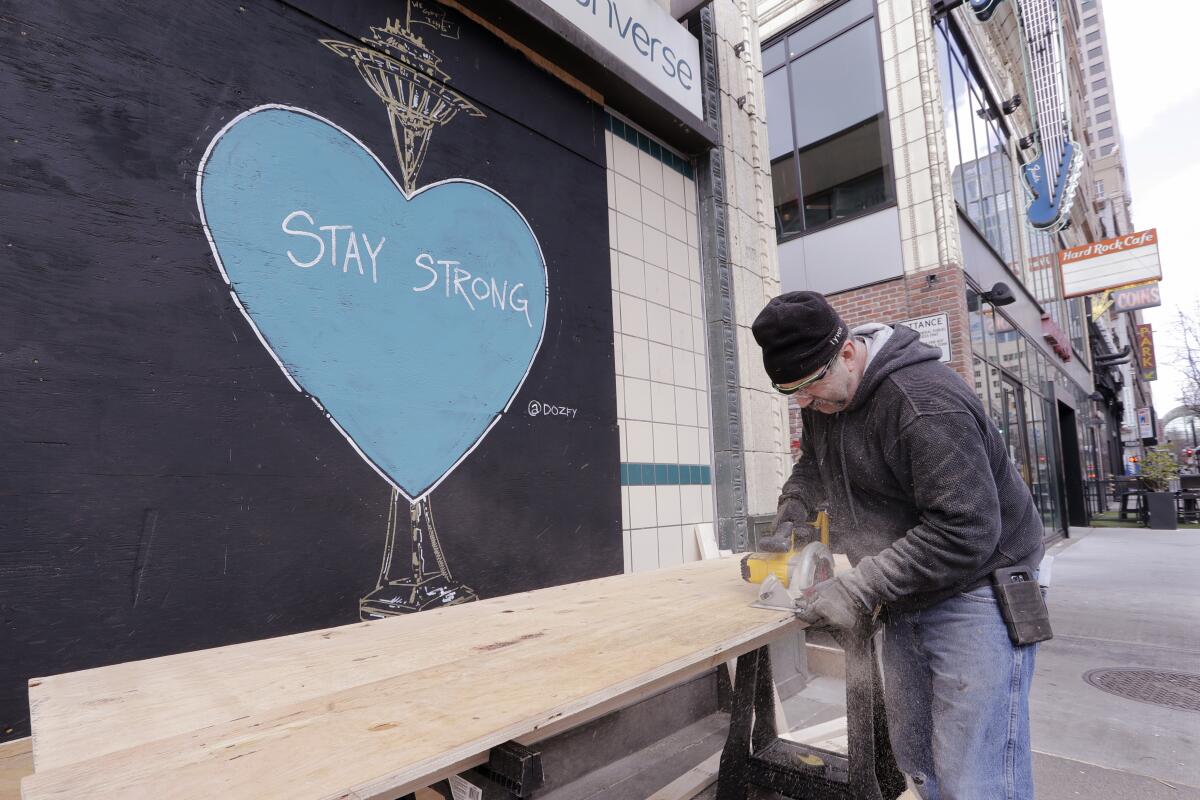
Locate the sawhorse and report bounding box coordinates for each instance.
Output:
[715,631,905,799]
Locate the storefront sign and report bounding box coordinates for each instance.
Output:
[1137,407,1154,440]
[1041,314,1071,361]
[901,313,952,363]
[539,0,702,117]
[1136,323,1158,381]
[1111,281,1162,314]
[1059,228,1162,298]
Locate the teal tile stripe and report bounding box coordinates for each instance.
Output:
[621,462,712,486]
[605,113,695,180]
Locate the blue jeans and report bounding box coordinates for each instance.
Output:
[881,585,1041,800]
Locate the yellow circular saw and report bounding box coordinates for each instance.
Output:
[740,512,835,611]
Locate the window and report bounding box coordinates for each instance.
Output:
[1094,93,1109,106]
[1085,31,1101,44]
[1101,143,1115,155]
[1084,13,1098,26]
[936,19,1020,272]
[1095,110,1111,123]
[1090,63,1105,76]
[762,0,894,240]
[1088,46,1103,59]
[1092,77,1108,91]
[1081,0,1095,8]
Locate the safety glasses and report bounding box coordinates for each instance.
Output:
[772,349,841,395]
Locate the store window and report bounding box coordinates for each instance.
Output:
[763,0,894,240]
[936,19,1020,272]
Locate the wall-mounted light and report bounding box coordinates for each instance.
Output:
[979,281,1016,306]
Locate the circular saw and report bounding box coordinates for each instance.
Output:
[740,512,835,611]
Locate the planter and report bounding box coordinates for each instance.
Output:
[1145,492,1178,530]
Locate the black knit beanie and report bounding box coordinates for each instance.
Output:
[751,291,849,384]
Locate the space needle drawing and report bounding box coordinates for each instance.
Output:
[321,3,486,618]
[322,2,485,194]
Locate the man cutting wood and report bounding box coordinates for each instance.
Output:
[751,291,1051,800]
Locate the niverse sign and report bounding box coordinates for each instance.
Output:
[540,0,702,117]
[901,313,952,363]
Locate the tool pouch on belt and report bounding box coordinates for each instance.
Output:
[991,566,1053,645]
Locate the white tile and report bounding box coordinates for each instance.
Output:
[618,420,627,460]
[669,272,691,313]
[656,486,682,527]
[614,173,641,218]
[621,334,650,379]
[608,208,618,249]
[670,309,693,351]
[613,136,641,180]
[698,425,712,462]
[625,377,653,421]
[644,263,670,307]
[666,236,689,276]
[646,302,671,344]
[606,169,616,210]
[687,245,701,282]
[628,486,657,529]
[615,376,625,418]
[673,347,696,389]
[618,293,647,338]
[643,227,668,269]
[694,352,708,388]
[613,333,623,375]
[663,166,685,206]
[623,527,632,573]
[639,149,664,195]
[611,289,621,332]
[641,187,666,232]
[676,388,699,426]
[617,251,646,298]
[682,524,702,563]
[685,212,699,247]
[700,485,714,523]
[664,201,687,243]
[651,381,677,423]
[678,425,700,463]
[605,131,614,169]
[680,486,704,525]
[625,419,654,461]
[648,341,674,383]
[693,318,707,355]
[658,524,685,568]
[684,177,697,212]
[630,527,660,572]
[609,251,619,294]
[696,386,711,428]
[616,212,643,259]
[653,421,678,462]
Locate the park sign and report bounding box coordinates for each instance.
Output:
[1111,281,1162,314]
[1136,323,1158,382]
[1059,228,1162,298]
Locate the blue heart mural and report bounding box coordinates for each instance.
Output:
[198,105,548,500]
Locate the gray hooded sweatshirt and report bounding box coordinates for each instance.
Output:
[783,323,1044,613]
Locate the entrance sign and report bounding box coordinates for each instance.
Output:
[901,313,952,363]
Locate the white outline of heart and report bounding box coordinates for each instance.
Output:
[196,104,549,503]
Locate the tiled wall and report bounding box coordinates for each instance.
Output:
[605,113,715,573]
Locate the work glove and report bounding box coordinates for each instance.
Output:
[757,495,809,553]
[794,577,870,634]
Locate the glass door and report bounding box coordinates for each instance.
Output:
[999,377,1032,488]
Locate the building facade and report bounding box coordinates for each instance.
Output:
[0,0,790,741]
[756,0,1129,537]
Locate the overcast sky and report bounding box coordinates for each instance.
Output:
[1100,3,1200,416]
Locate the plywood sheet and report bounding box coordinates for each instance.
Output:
[24,558,796,799]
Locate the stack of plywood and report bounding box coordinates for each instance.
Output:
[21,558,796,799]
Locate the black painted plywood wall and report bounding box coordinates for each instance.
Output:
[0,0,619,739]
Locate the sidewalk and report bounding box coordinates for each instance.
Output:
[773,526,1200,799]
